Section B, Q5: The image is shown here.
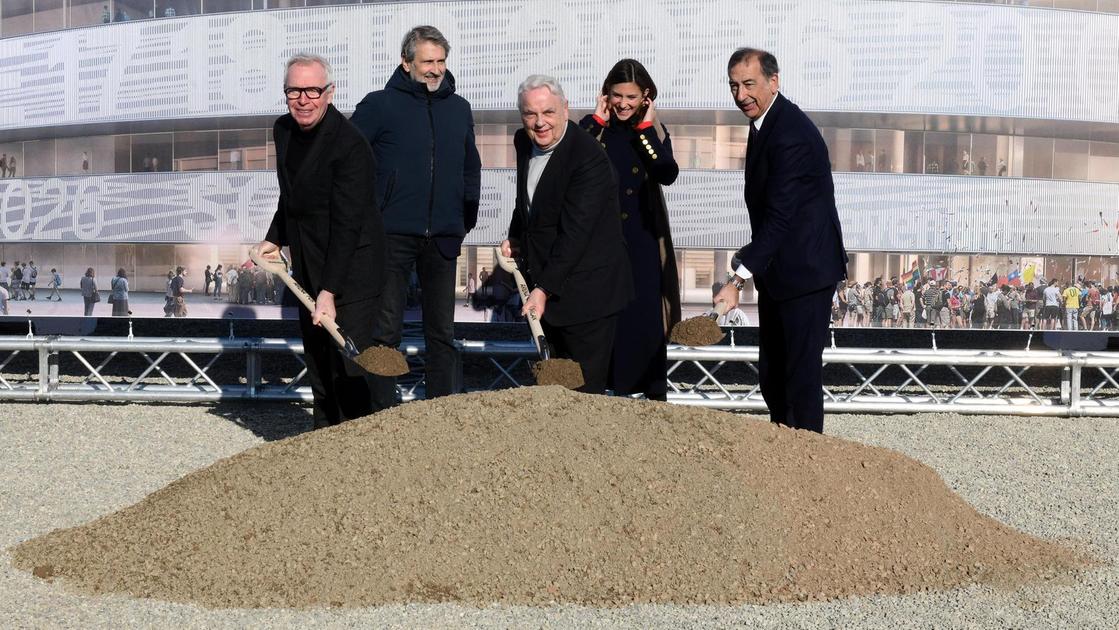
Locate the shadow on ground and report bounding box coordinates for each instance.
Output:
[205,401,313,442]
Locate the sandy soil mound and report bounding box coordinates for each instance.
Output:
[9,387,1093,609]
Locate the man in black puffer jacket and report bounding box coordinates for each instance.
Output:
[351,25,481,407]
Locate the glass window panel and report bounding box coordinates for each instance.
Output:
[57,136,116,175]
[1090,141,1119,183]
[174,131,219,171]
[903,130,923,174]
[34,0,65,32]
[253,0,303,8]
[1051,0,1099,8]
[114,135,131,172]
[132,133,172,172]
[306,0,359,5]
[1053,139,1090,181]
[849,129,874,172]
[159,0,199,17]
[113,0,154,21]
[1021,137,1054,179]
[818,127,838,171]
[2,0,35,37]
[475,124,513,169]
[924,132,966,175]
[219,129,266,170]
[1098,0,1119,13]
[874,129,902,173]
[71,0,111,26]
[970,134,999,177]
[202,0,251,13]
[0,143,24,178]
[266,128,276,170]
[23,139,55,176]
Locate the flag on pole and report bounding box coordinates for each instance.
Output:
[1023,264,1036,285]
[901,265,921,289]
[1007,269,1022,287]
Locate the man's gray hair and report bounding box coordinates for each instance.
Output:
[401,25,450,62]
[285,53,334,85]
[517,75,566,110]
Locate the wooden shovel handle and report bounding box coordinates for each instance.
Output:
[494,248,548,355]
[249,246,351,354]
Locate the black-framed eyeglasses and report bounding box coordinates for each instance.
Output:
[284,84,332,100]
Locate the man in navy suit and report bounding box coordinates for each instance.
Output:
[714,48,848,433]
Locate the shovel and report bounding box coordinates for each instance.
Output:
[248,246,408,377]
[668,300,730,347]
[493,248,584,389]
[494,248,550,359]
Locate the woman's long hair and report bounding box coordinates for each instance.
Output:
[601,59,658,126]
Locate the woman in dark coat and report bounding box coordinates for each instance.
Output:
[580,59,681,400]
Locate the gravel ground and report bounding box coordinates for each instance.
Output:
[1,402,1115,629]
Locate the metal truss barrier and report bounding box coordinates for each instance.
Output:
[3,335,1119,417]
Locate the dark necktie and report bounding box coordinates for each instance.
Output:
[746,120,758,167]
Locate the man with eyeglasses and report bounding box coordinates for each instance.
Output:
[351,25,481,408]
[256,54,388,429]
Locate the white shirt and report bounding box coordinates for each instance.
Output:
[718,307,750,327]
[1043,285,1061,306]
[526,124,567,212]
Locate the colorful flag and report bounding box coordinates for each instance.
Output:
[1007,269,1022,286]
[927,267,948,281]
[1023,264,1036,285]
[901,265,920,289]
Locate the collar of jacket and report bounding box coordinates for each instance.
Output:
[385,64,457,100]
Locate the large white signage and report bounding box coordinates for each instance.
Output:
[0,0,1115,131]
[1,170,1117,256]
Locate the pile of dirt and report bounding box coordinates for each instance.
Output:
[670,315,724,346]
[532,358,584,389]
[9,387,1093,609]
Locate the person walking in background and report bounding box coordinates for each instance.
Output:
[170,266,190,317]
[1063,281,1081,331]
[0,261,9,296]
[712,48,847,433]
[110,268,129,316]
[203,265,213,296]
[47,268,62,301]
[351,25,481,407]
[899,282,915,327]
[27,261,37,300]
[0,282,7,315]
[225,266,238,303]
[11,262,23,300]
[162,270,175,316]
[80,268,98,316]
[213,264,223,299]
[464,271,476,307]
[580,58,681,401]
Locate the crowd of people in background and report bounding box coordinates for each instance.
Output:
[834,276,1119,331]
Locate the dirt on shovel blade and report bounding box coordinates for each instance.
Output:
[670,315,725,346]
[532,358,584,389]
[9,387,1094,609]
[353,345,409,377]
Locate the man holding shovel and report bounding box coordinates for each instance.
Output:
[712,48,847,433]
[257,53,388,429]
[500,75,633,394]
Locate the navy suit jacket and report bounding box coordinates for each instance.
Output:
[736,93,847,301]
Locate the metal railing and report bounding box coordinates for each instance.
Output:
[2,334,1119,416]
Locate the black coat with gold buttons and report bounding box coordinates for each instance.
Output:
[579,113,682,397]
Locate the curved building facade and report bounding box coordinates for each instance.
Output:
[0,0,1117,299]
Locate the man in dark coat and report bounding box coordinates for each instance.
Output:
[350,25,481,407]
[500,75,634,394]
[258,53,387,429]
[714,48,848,433]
